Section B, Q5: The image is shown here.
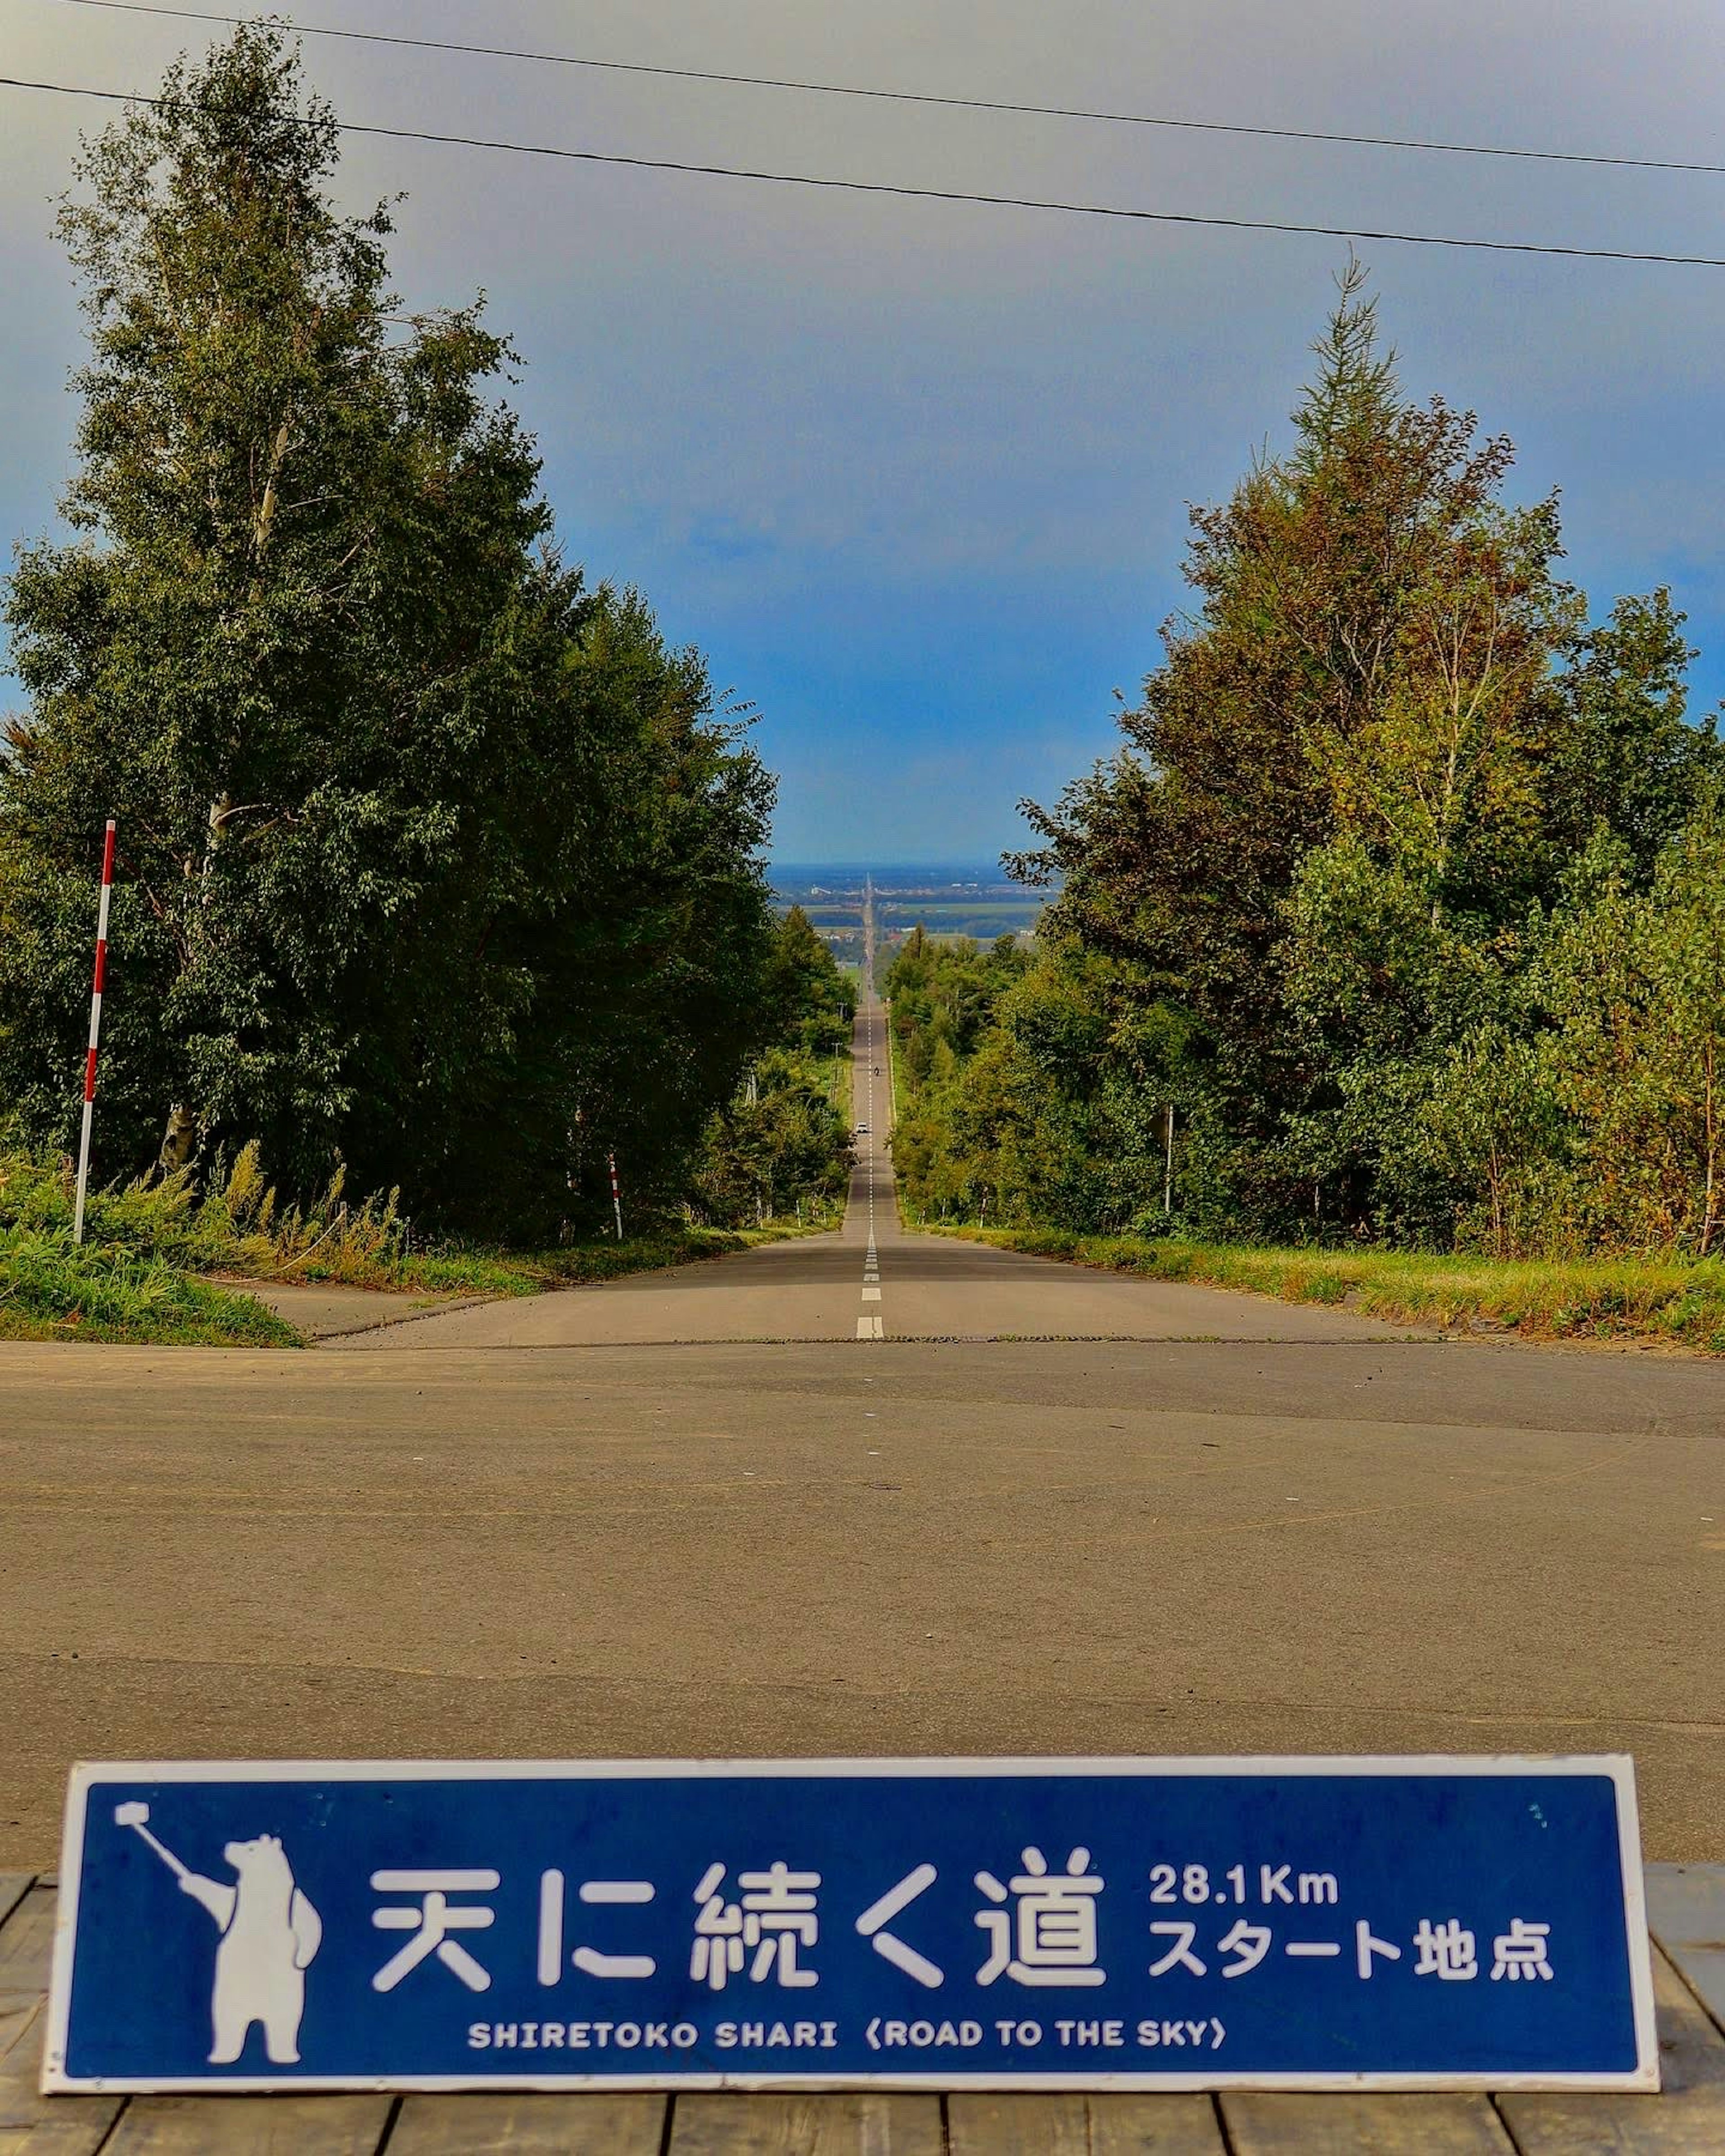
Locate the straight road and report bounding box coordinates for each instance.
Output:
[2,993,1721,1874]
[343,995,1411,1350]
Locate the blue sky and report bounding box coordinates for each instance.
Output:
[3,0,1724,863]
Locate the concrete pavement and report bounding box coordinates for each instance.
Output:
[4,1330,1724,1867]
[2,990,1721,1885]
[202,1277,495,1339]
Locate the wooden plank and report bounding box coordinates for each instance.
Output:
[668,2090,943,2153]
[0,2001,48,2121]
[389,2090,666,2154]
[1498,1943,1725,2152]
[0,2002,39,2075]
[1089,2095,1232,2154]
[102,2094,392,2155]
[0,2000,123,2152]
[0,1892,55,2001]
[950,2091,1227,2152]
[947,2095,1090,2154]
[0,1886,31,1937]
[1219,2090,1514,2153]
[0,2124,132,2156]
[1647,1861,1725,2035]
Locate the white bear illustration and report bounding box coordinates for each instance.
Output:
[175,1833,323,2064]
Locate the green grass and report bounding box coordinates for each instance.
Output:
[927,1225,1725,1353]
[0,1228,302,1346]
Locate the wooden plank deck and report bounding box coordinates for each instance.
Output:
[3,1867,1721,2152]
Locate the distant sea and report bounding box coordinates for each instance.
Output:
[772,861,1048,946]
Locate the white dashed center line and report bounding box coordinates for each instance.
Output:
[856,1001,885,1342]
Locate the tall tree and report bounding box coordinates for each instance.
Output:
[0,26,778,1229]
[1542,589,1722,883]
[764,905,850,1055]
[1015,261,1543,1076]
[1009,258,1705,1237]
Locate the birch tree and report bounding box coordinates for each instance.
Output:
[0,26,779,1226]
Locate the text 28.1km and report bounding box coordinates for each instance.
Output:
[1151,1865,1341,1906]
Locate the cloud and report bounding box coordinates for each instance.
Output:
[4,0,1724,848]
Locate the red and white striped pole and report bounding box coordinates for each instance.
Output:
[607,1151,623,1241]
[72,819,117,1246]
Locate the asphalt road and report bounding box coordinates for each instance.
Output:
[340,1000,1411,1352]
[2,995,1721,1869]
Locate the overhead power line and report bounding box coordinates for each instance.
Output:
[43,0,1725,181]
[4,72,1723,270]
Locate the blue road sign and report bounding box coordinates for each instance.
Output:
[45,1756,1656,2092]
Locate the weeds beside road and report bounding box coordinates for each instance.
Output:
[930,1224,1725,1354]
[0,1237,303,1344]
[0,1143,827,1347]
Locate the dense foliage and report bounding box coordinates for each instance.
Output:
[0,27,813,1238]
[893,262,1725,1259]
[692,906,854,1227]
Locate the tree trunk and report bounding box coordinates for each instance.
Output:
[158,1103,197,1175]
[158,793,231,1168]
[253,416,292,563]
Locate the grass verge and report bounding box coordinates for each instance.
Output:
[0,1230,303,1346]
[928,1225,1725,1353]
[1,1140,832,1344]
[1,1222,827,1346]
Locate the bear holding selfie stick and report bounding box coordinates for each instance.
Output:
[113,1802,323,2065]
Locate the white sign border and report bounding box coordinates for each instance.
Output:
[44,1753,1658,2095]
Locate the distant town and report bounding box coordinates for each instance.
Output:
[771,861,1046,970]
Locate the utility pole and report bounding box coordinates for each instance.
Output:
[73,820,117,1246]
[1163,1104,1176,1217]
